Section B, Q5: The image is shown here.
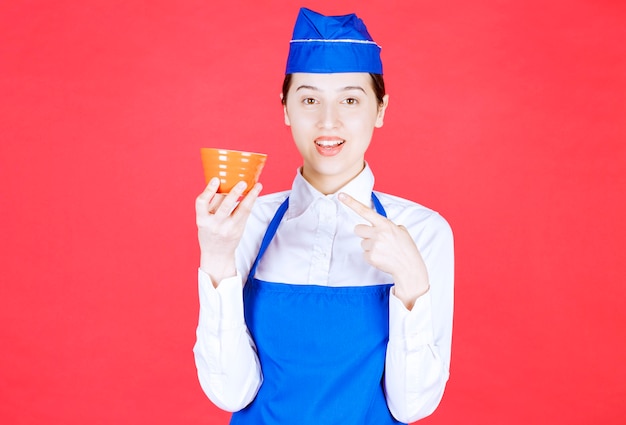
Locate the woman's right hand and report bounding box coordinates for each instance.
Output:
[195,177,263,286]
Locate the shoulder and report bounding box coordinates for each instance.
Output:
[248,190,291,224]
[374,191,453,239]
[254,190,290,211]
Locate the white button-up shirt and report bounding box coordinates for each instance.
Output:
[194,164,454,423]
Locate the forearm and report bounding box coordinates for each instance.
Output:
[384,292,450,423]
[193,270,262,411]
[392,270,429,311]
[199,251,237,286]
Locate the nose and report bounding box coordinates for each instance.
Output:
[318,102,340,129]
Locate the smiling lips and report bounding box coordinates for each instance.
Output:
[315,137,345,156]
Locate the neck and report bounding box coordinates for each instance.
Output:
[300,162,366,195]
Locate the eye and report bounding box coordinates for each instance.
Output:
[302,98,318,105]
[342,97,358,105]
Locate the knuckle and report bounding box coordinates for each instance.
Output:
[195,195,205,208]
[237,202,253,215]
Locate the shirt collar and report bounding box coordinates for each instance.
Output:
[286,163,375,219]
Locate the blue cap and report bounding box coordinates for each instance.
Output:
[285,8,383,74]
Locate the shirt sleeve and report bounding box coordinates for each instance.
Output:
[193,269,263,412]
[384,213,454,423]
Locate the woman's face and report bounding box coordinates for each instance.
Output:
[283,72,389,194]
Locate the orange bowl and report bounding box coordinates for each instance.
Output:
[200,148,267,195]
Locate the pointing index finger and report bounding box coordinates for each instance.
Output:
[338,192,384,224]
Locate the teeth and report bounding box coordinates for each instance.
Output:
[315,139,344,147]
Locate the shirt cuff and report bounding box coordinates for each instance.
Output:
[388,288,435,351]
[198,268,246,331]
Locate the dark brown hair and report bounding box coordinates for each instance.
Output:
[281,73,386,107]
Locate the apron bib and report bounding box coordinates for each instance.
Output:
[232,193,404,425]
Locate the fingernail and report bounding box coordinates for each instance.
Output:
[236,181,247,190]
[209,177,220,187]
[338,192,347,201]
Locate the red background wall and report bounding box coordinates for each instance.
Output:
[1,1,625,424]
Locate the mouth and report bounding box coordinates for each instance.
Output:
[314,137,345,157]
[314,138,345,148]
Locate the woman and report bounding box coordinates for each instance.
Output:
[193,8,454,425]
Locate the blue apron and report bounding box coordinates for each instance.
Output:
[232,193,404,425]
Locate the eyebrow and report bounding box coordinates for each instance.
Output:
[295,85,367,94]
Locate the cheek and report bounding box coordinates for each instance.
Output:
[344,110,379,132]
[286,112,314,134]
[288,118,311,147]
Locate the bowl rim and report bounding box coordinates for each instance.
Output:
[200,147,267,158]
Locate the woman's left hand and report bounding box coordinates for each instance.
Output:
[339,192,429,310]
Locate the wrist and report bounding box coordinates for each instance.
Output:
[392,272,429,310]
[200,254,237,286]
